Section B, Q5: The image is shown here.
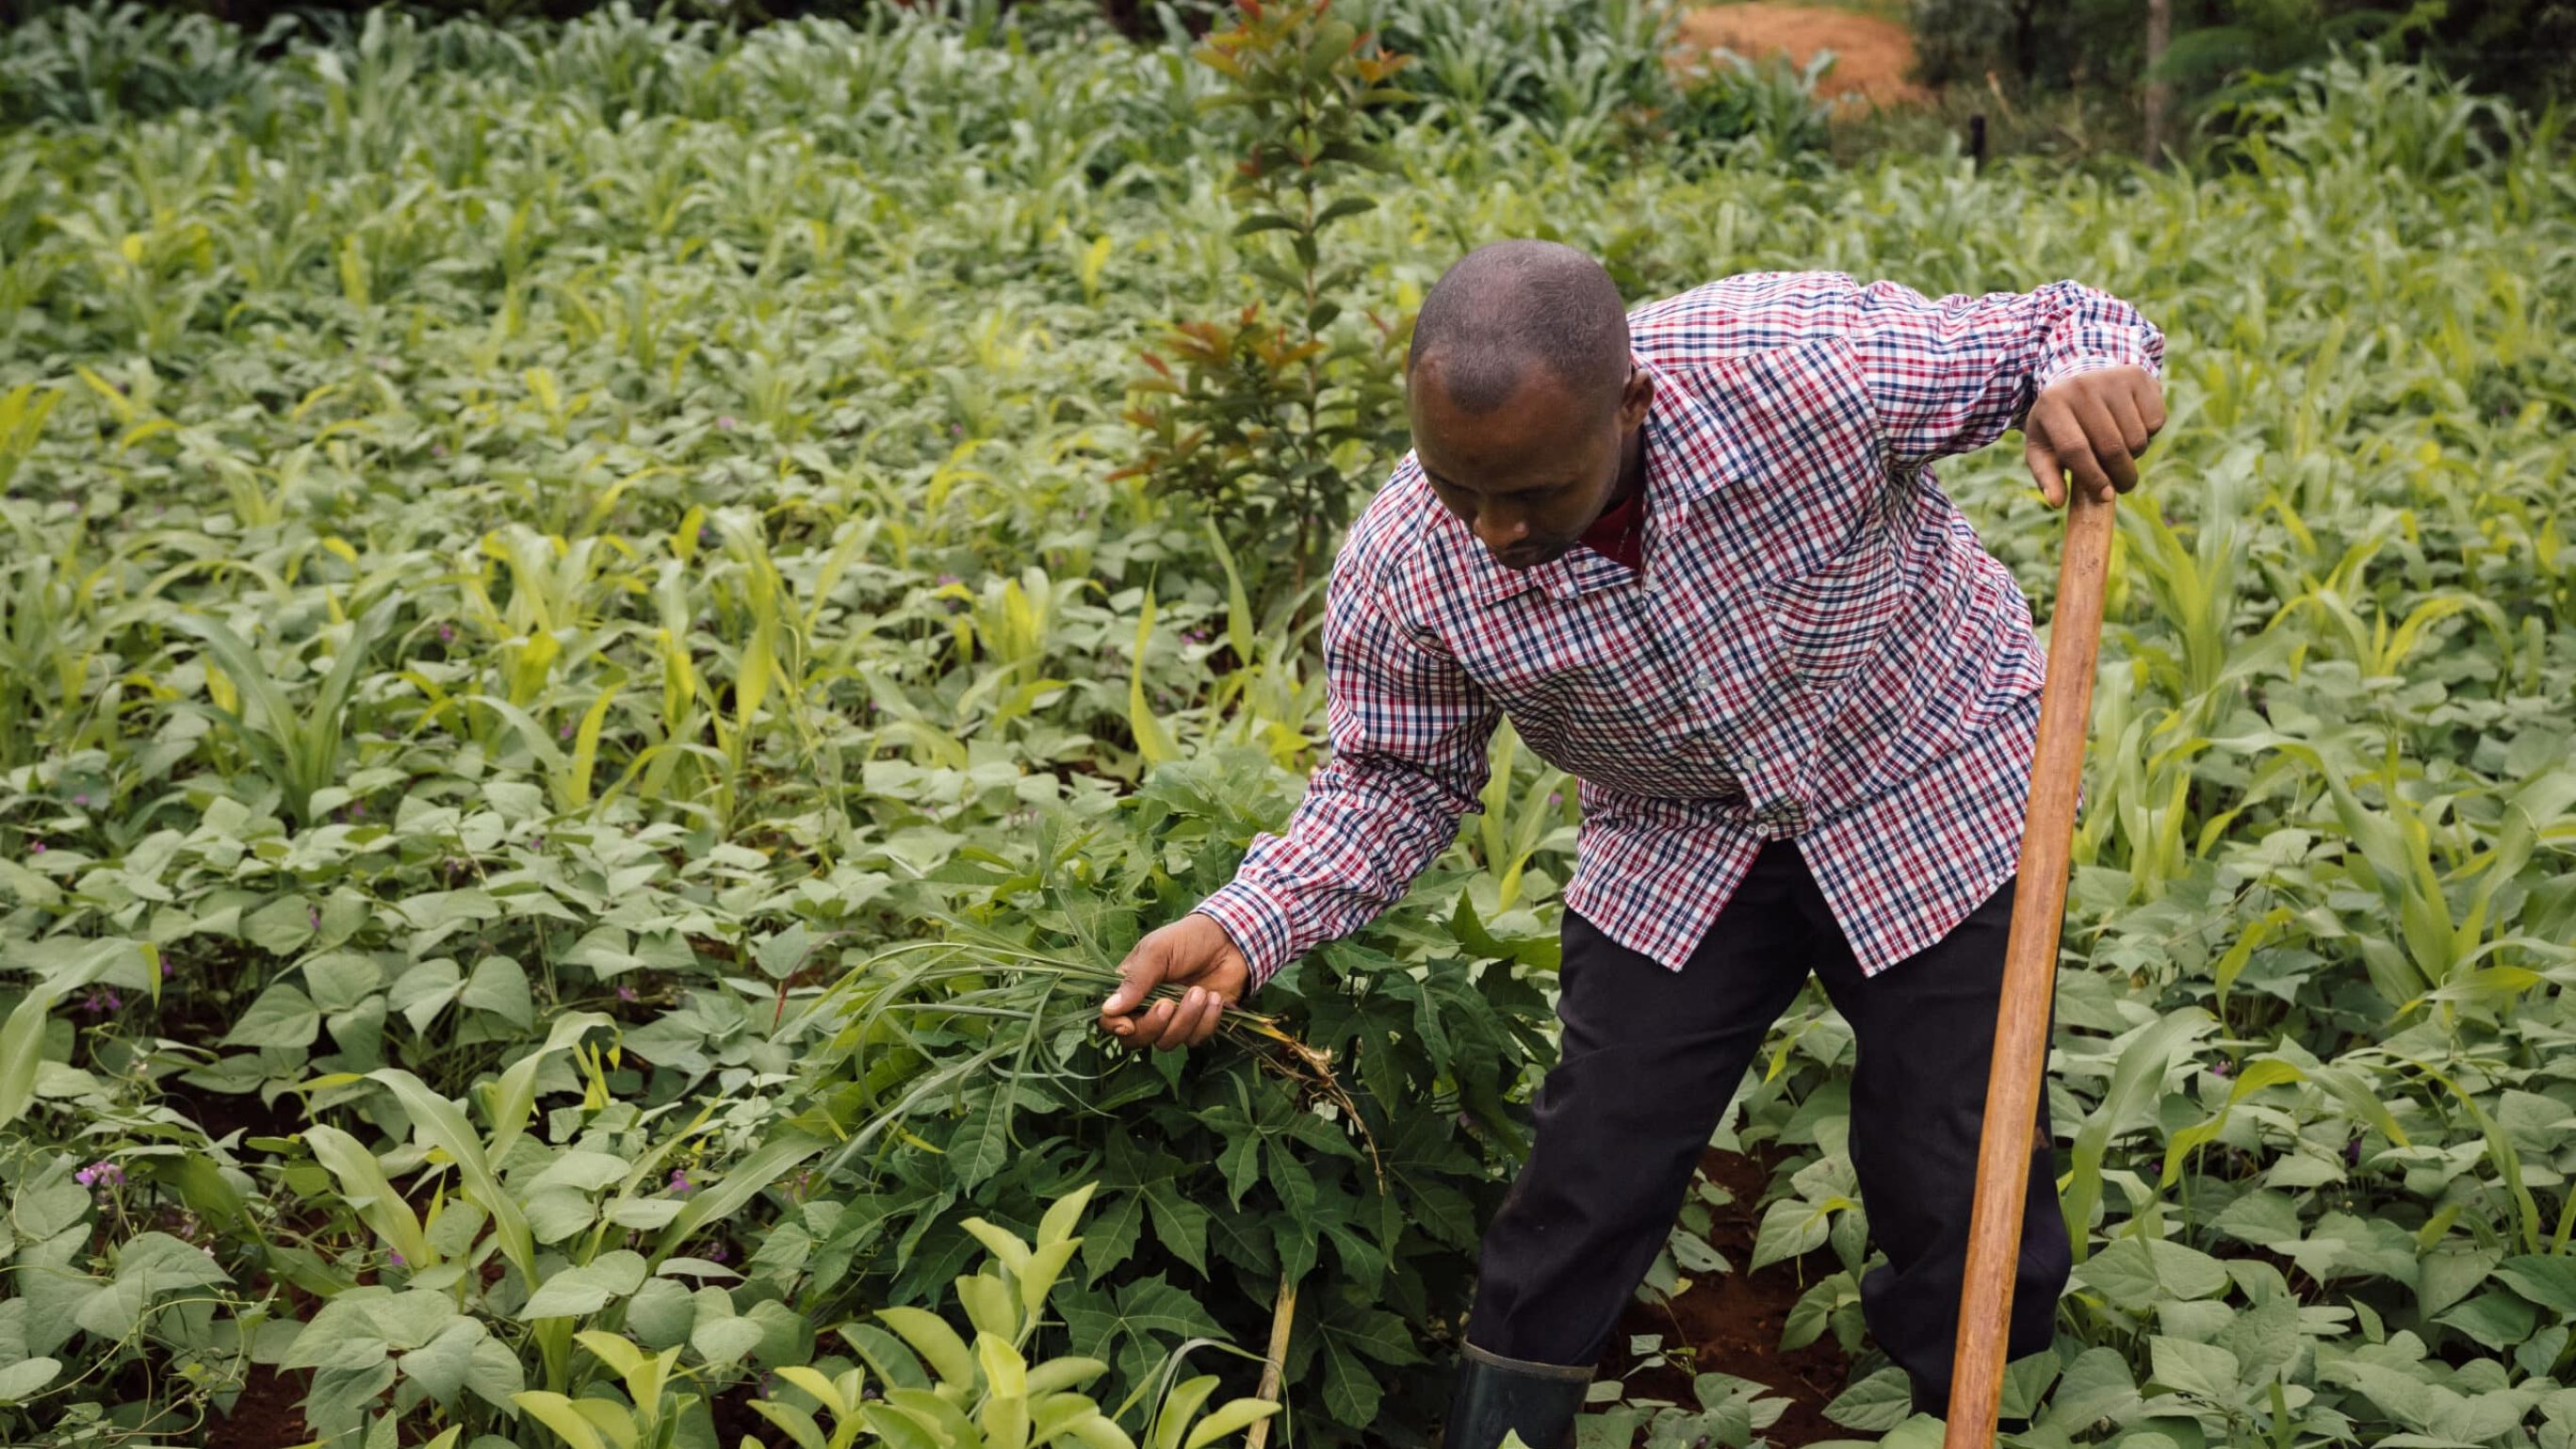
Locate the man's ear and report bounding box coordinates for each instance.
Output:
[1619,365,1654,430]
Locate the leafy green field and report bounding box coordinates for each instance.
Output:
[2,5,2572,1448]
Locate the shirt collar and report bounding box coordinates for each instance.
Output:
[1462,361,1734,606]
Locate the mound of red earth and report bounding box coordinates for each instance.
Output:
[1673,3,1932,108]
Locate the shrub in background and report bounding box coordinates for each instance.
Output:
[1115,0,1415,618]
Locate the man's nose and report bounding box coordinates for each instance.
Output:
[1475,511,1529,552]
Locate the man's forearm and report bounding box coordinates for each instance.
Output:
[1195,756,1482,988]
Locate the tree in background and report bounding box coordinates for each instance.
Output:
[1911,0,2572,118]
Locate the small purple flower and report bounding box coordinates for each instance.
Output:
[699,525,716,547]
[950,424,964,437]
[1547,792,1563,806]
[26,840,41,855]
[2345,1135,2364,1168]
[388,1249,404,1266]
[669,1169,694,1196]
[2208,1059,2233,1078]
[707,1243,730,1263]
[74,1161,124,1188]
[528,834,546,851]
[1182,628,1209,645]
[616,985,639,1002]
[307,907,322,931]
[715,415,738,431]
[438,624,455,644]
[71,793,89,807]
[161,960,174,979]
[431,444,448,459]
[350,801,365,818]
[559,720,575,740]
[78,988,121,1014]
[936,574,960,588]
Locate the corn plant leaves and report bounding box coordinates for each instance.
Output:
[0,941,131,1130]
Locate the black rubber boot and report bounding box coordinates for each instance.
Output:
[1441,1342,1592,1449]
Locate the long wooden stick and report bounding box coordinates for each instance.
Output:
[1944,487,2116,1448]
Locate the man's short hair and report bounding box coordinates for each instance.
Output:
[1407,240,1630,415]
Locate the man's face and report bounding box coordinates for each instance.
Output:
[1410,361,1653,570]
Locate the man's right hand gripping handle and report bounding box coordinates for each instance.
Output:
[1098,913,1251,1052]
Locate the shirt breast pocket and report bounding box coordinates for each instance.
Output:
[1761,521,1901,687]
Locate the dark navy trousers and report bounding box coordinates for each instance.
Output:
[1462,839,2068,1416]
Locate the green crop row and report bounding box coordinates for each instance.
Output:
[0,5,2570,1449]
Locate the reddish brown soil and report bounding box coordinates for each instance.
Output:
[202,1366,313,1449]
[1673,4,1932,108]
[1599,1146,1860,1445]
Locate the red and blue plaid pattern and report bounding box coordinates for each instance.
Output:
[1197,271,2165,987]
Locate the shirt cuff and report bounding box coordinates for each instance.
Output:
[1194,879,1296,992]
[2034,327,2162,394]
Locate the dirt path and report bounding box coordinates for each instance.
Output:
[1673,3,1932,108]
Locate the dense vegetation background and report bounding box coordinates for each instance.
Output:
[1,3,2571,1448]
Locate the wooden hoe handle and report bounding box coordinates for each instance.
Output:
[1943,487,2116,1448]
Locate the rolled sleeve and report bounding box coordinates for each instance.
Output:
[1847,275,2167,469]
[1194,878,1296,985]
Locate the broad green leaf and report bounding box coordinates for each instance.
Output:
[1182,1398,1280,1449]
[1149,1374,1219,1449]
[692,1314,764,1370]
[221,982,318,1049]
[1822,1366,1914,1432]
[2149,1336,2242,1402]
[398,1319,490,1404]
[876,1307,975,1388]
[624,1279,693,1351]
[512,1392,611,1449]
[2495,1256,2576,1316]
[0,1358,62,1404]
[751,1401,828,1449]
[518,1252,648,1320]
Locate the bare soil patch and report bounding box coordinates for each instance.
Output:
[1601,1145,1863,1445]
[1674,4,1933,108]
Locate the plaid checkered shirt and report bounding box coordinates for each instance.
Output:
[1197,270,2167,988]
